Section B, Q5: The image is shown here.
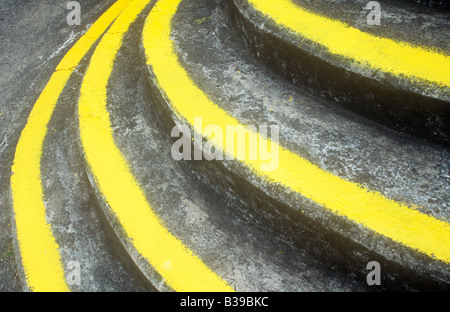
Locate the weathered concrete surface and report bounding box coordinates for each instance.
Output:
[0,0,150,292]
[40,59,153,292]
[398,0,450,10]
[99,10,373,292]
[2,0,449,292]
[285,0,450,51]
[0,0,102,292]
[230,0,450,146]
[143,0,449,289]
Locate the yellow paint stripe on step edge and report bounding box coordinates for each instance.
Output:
[78,0,233,292]
[142,0,450,263]
[10,0,132,292]
[247,0,450,88]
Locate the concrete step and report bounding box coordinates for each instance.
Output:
[8,0,373,292]
[142,0,450,288]
[81,7,378,291]
[4,0,449,292]
[230,0,450,146]
[7,0,154,292]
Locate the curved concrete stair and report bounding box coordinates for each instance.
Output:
[4,0,449,292]
[142,0,450,288]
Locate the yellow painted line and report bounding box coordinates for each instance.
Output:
[245,0,450,88]
[142,0,450,263]
[10,0,133,292]
[78,0,233,292]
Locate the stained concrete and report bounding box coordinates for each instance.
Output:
[230,0,450,146]
[143,0,449,289]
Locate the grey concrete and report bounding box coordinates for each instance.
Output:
[100,11,371,291]
[143,0,449,289]
[0,0,107,292]
[290,0,450,52]
[397,0,450,10]
[2,0,448,292]
[0,0,150,292]
[41,60,152,292]
[230,0,450,146]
